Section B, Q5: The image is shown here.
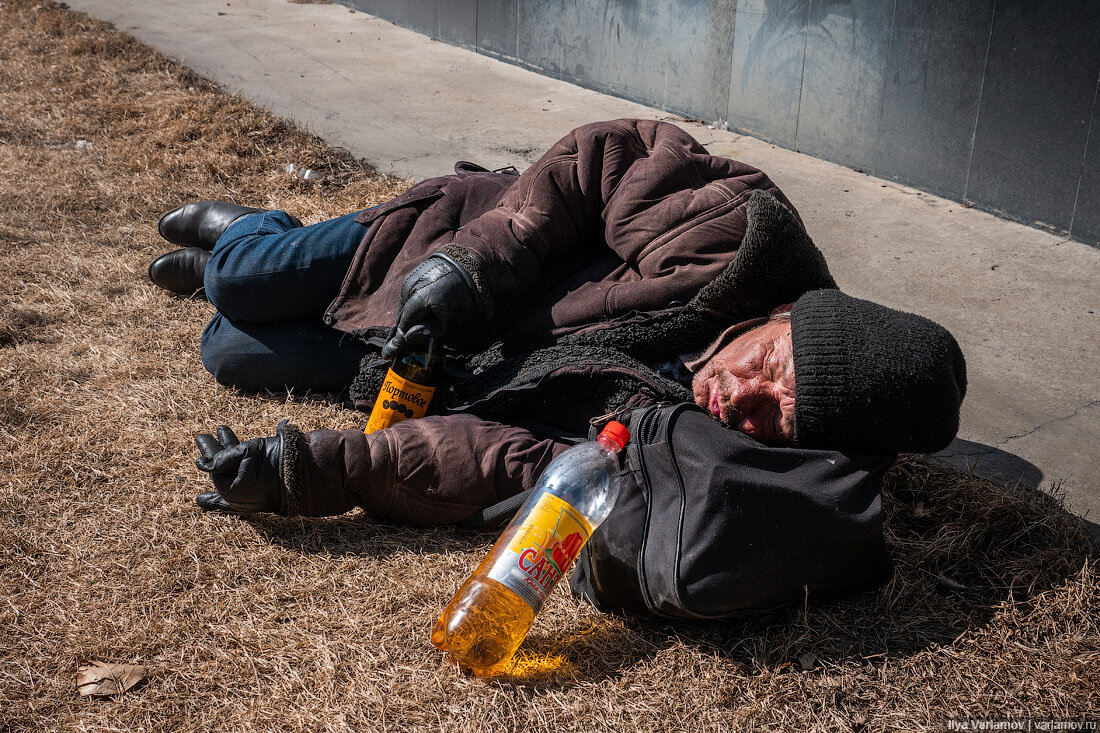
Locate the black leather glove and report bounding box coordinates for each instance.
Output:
[381,253,482,359]
[194,423,286,514]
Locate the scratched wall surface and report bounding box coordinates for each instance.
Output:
[340,0,1100,246]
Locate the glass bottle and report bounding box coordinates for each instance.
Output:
[364,338,443,433]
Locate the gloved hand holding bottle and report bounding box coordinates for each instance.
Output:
[381,253,483,360]
[367,253,482,433]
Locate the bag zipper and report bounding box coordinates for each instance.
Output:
[663,403,703,618]
[663,403,739,620]
[632,404,665,616]
[638,405,662,445]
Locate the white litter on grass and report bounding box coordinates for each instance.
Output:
[46,139,94,150]
[283,162,325,181]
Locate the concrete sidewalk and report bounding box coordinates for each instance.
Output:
[67,0,1100,534]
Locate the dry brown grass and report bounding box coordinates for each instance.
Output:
[0,2,1097,730]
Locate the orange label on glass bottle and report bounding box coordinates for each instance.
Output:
[487,493,593,612]
[364,369,436,433]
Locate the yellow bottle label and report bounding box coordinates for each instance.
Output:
[364,368,436,433]
[487,493,593,612]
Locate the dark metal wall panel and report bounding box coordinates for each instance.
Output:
[345,0,439,37]
[557,0,609,89]
[404,1,440,38]
[336,0,1100,246]
[515,0,736,119]
[341,0,391,21]
[440,0,478,48]
[517,1,564,76]
[726,0,810,148]
[599,0,736,121]
[965,0,1100,232]
[648,0,737,120]
[875,0,994,200]
[477,0,519,60]
[794,0,895,172]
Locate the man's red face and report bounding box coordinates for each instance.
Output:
[691,319,796,446]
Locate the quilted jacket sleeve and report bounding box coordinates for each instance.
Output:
[286,415,570,526]
[438,118,793,324]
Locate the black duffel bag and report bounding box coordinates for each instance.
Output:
[568,403,897,619]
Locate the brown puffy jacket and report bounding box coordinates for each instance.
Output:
[285,119,828,526]
[324,118,796,344]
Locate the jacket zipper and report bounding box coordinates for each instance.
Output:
[631,191,746,265]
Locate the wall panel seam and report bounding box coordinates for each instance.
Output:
[963,0,998,203]
[723,0,740,125]
[870,0,899,178]
[791,0,812,149]
[1069,66,1100,236]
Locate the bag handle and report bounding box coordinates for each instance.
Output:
[456,489,532,530]
[455,419,585,529]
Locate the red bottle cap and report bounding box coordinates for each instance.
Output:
[597,421,630,451]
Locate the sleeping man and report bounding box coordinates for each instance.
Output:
[146,119,966,524]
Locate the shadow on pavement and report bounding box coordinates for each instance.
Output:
[933,437,1100,541]
[933,437,1043,488]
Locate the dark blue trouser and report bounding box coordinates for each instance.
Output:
[200,210,372,392]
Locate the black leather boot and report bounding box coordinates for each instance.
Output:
[147,247,211,297]
[157,200,300,250]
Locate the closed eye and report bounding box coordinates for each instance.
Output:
[767,348,788,383]
[750,346,769,377]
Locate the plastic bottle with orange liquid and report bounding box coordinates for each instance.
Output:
[432,421,630,676]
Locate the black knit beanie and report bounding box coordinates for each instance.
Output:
[790,289,967,454]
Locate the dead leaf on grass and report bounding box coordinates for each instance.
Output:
[75,661,147,697]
